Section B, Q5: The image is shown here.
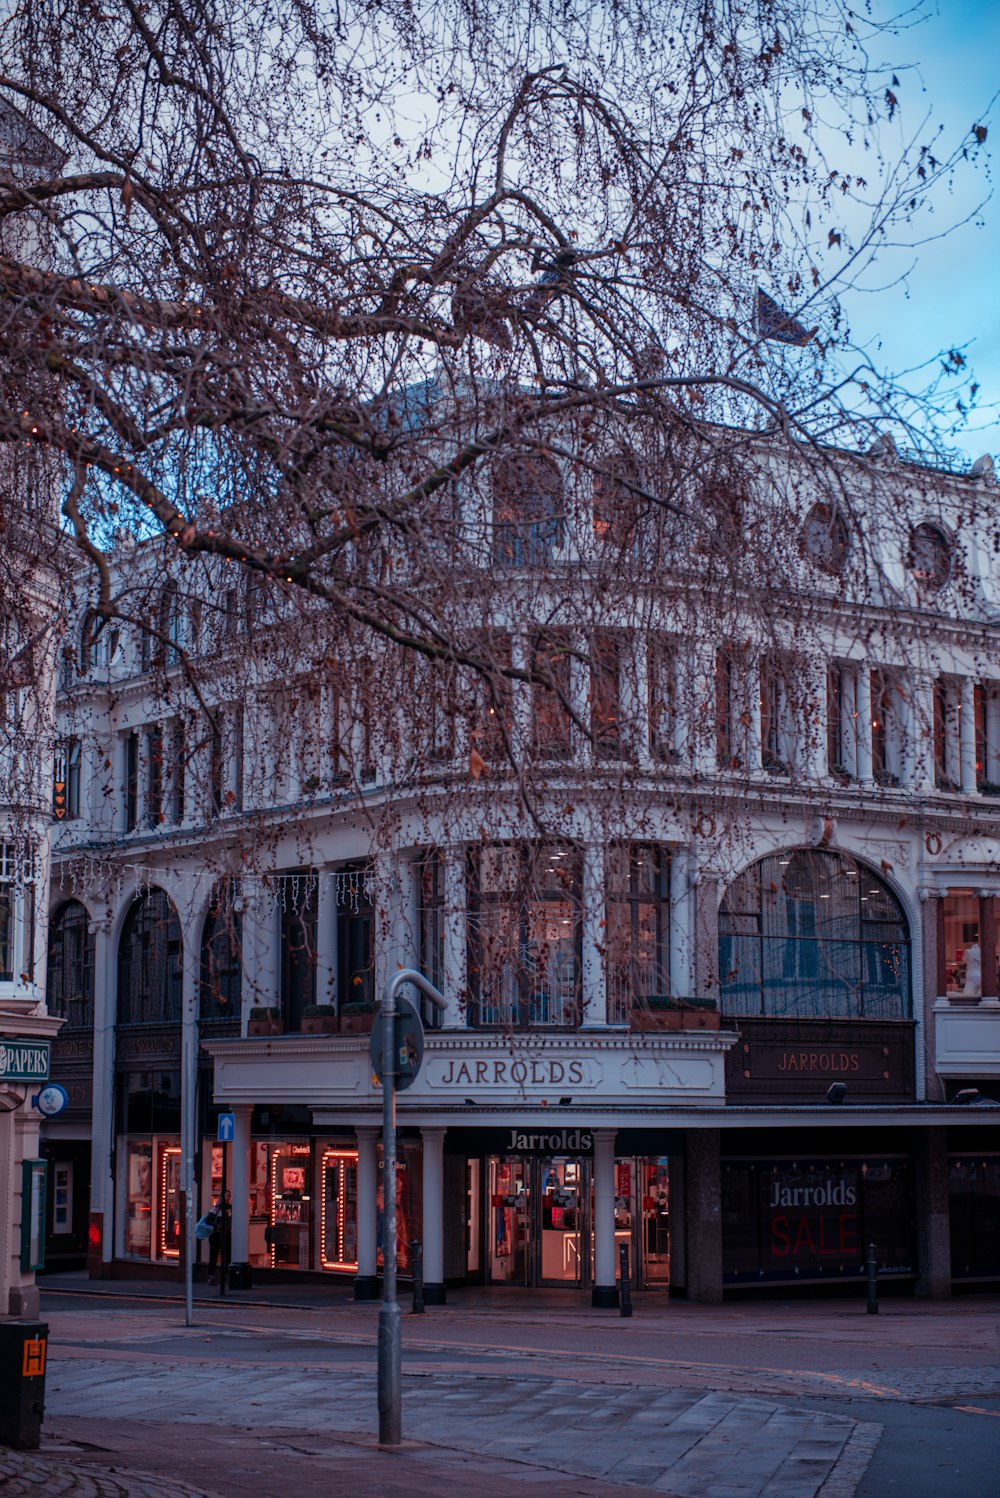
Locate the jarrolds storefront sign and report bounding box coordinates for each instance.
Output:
[722,1157,916,1283]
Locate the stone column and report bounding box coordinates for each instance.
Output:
[804,657,827,781]
[906,673,936,792]
[669,847,694,999]
[228,1104,253,1289]
[89,916,116,1272]
[442,845,467,1027]
[179,922,200,1291]
[856,663,874,785]
[581,843,609,1026]
[315,867,338,1009]
[914,1128,951,1298]
[421,1126,447,1303]
[746,656,762,772]
[960,677,977,793]
[625,634,651,768]
[354,1125,380,1300]
[511,632,532,763]
[591,1128,619,1307]
[684,1129,723,1303]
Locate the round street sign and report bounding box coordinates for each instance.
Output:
[32,1083,69,1118]
[370,995,425,1091]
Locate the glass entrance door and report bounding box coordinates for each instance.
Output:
[487,1155,589,1287]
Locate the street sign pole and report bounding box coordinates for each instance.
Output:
[376,968,445,1447]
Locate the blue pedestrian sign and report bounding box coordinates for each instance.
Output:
[217,1113,236,1142]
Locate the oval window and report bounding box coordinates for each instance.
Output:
[801,503,850,574]
[907,522,951,590]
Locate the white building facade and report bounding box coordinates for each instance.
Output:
[40,437,1000,1304]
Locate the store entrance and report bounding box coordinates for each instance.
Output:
[486,1154,671,1290]
[488,1155,591,1287]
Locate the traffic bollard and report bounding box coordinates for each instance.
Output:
[619,1242,634,1317]
[866,1241,879,1315]
[0,1322,49,1450]
[411,1239,425,1314]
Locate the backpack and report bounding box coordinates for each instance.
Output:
[195,1210,216,1241]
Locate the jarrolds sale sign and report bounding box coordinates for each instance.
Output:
[722,1157,916,1283]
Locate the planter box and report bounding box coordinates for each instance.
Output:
[300,1014,338,1034]
[340,1010,377,1035]
[633,1008,720,1032]
[248,1015,282,1037]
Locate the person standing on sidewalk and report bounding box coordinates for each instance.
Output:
[207,1191,231,1285]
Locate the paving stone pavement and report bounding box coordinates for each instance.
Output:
[42,1356,882,1498]
[0,1445,211,1498]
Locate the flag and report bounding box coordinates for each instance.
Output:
[754,288,813,346]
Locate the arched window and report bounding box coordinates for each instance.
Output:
[47,900,95,1029]
[117,888,183,1026]
[200,885,242,1024]
[719,849,910,1020]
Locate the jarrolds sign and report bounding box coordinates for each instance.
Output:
[722,1157,916,1283]
[506,1127,594,1155]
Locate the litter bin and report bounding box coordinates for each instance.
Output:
[0,1321,49,1449]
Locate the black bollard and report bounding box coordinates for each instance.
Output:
[866,1241,878,1315]
[619,1242,633,1318]
[411,1239,425,1314]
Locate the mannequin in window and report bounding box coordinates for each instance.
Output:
[961,942,982,998]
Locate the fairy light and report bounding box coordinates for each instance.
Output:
[160,1145,181,1259]
[320,1148,359,1271]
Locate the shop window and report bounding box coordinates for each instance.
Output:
[47,900,95,1028]
[418,851,445,1026]
[492,453,564,567]
[949,1156,1000,1278]
[719,848,910,1020]
[468,843,582,1028]
[125,1141,153,1258]
[117,888,183,1025]
[321,1149,359,1270]
[337,863,374,1011]
[591,631,623,759]
[280,872,317,1030]
[200,884,242,1025]
[269,1144,313,1268]
[605,845,671,1023]
[53,737,81,820]
[939,891,998,999]
[530,629,572,760]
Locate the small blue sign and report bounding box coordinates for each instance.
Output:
[217,1112,236,1142]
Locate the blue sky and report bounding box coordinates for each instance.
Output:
[843,3,999,461]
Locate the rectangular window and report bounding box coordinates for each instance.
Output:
[169,720,185,824]
[279,872,317,1030]
[591,632,622,759]
[468,844,581,1028]
[337,864,374,1011]
[53,738,81,820]
[605,845,670,1023]
[209,719,224,817]
[826,667,844,773]
[418,852,445,1027]
[715,649,735,767]
[648,636,677,762]
[124,732,139,831]
[531,630,572,760]
[146,727,163,827]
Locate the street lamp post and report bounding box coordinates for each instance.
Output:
[377,967,445,1446]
